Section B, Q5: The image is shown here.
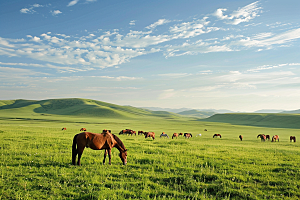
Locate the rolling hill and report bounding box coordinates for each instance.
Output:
[177,109,215,118]
[201,113,300,129]
[0,98,186,120]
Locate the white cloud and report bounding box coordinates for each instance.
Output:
[129,20,136,26]
[146,19,171,29]
[213,1,262,25]
[237,28,300,48]
[68,0,80,7]
[51,10,62,16]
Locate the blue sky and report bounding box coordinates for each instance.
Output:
[1,0,300,112]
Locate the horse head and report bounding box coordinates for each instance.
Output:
[119,149,127,165]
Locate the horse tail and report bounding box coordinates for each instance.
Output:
[72,134,79,165]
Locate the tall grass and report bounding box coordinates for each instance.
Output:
[1,115,300,200]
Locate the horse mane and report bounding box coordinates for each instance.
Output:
[112,134,126,151]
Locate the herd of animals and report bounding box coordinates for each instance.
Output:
[66,127,297,166]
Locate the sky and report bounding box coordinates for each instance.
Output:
[1,0,300,112]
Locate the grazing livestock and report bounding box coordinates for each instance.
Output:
[213,134,222,138]
[204,129,207,131]
[62,127,66,130]
[257,134,266,142]
[145,132,155,140]
[239,135,243,141]
[160,132,169,138]
[179,133,183,136]
[119,129,136,136]
[290,136,296,142]
[184,133,192,139]
[80,128,87,131]
[272,135,279,142]
[172,133,179,139]
[265,135,270,141]
[72,129,127,166]
[138,131,144,135]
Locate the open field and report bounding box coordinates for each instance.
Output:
[0,99,300,199]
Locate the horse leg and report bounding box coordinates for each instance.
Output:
[76,146,85,166]
[108,149,112,165]
[103,149,108,165]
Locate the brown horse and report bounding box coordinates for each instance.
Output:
[184,133,192,139]
[239,135,243,141]
[72,129,127,165]
[290,136,296,142]
[80,128,87,131]
[265,135,270,141]
[179,133,183,136]
[257,134,266,142]
[213,134,221,138]
[119,129,136,136]
[172,133,179,139]
[145,132,155,140]
[138,131,144,135]
[62,127,66,130]
[272,135,279,142]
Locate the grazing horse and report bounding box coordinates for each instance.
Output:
[138,131,144,135]
[257,134,266,142]
[204,129,207,131]
[272,135,279,142]
[184,133,192,139]
[145,132,155,140]
[119,129,136,136]
[72,129,127,165]
[172,133,179,139]
[160,132,169,138]
[80,128,87,131]
[213,134,221,138]
[239,135,243,141]
[62,127,66,130]
[290,136,296,142]
[265,135,270,141]
[179,133,183,136]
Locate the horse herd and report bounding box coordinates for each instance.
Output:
[118,129,194,140]
[69,127,297,166]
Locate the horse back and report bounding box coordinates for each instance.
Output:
[77,132,115,150]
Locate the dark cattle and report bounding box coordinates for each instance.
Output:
[72,129,127,165]
[213,134,221,138]
[290,136,296,142]
[239,135,243,141]
[184,133,192,139]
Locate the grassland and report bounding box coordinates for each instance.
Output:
[0,98,300,199]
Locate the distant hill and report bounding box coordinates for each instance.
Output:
[177,109,215,118]
[141,107,234,114]
[281,109,300,114]
[254,109,285,113]
[0,98,186,120]
[201,113,300,129]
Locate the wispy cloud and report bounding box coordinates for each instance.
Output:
[20,4,44,14]
[213,1,262,25]
[51,10,62,16]
[146,19,171,29]
[67,0,80,7]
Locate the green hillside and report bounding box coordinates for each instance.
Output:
[201,113,300,129]
[0,98,185,121]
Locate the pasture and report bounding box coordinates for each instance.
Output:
[1,114,300,200]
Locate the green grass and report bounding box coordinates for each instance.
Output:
[0,98,300,199]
